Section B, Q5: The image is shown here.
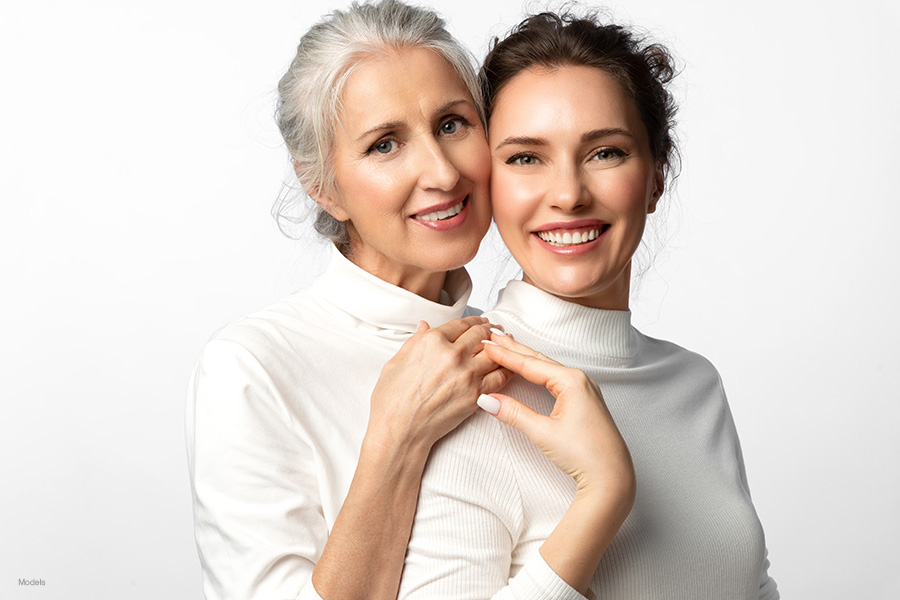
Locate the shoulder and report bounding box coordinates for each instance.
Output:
[187,292,330,440]
[200,289,327,370]
[634,330,725,389]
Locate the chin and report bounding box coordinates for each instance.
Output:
[432,241,481,272]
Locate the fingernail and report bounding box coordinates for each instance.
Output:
[480,317,490,323]
[490,327,509,337]
[481,339,499,346]
[477,394,501,415]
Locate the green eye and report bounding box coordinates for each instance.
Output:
[508,154,538,166]
[593,147,625,161]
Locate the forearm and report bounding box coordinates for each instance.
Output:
[311,433,430,600]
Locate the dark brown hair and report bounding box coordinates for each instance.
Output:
[481,11,679,179]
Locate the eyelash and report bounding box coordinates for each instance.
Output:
[366,115,473,156]
[505,147,628,166]
[438,115,472,136]
[592,147,627,161]
[367,138,398,155]
[506,153,539,166]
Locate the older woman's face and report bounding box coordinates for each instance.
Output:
[489,65,664,310]
[322,47,491,298]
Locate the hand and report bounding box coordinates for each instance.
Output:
[478,333,635,502]
[366,316,511,454]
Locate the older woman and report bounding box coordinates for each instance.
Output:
[185,2,510,599]
[397,11,779,600]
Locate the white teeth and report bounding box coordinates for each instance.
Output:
[414,201,464,222]
[537,228,600,246]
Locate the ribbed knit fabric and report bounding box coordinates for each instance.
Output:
[185,249,582,600]
[399,280,779,599]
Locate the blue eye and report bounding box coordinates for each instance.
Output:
[372,139,397,154]
[440,119,463,135]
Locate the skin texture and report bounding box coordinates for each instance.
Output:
[489,65,664,311]
[319,47,492,302]
[307,48,505,600]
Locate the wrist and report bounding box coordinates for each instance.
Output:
[574,473,636,521]
[359,426,431,478]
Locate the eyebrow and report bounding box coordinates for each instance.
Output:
[355,99,473,143]
[494,127,634,151]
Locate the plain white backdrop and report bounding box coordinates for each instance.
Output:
[1,0,898,598]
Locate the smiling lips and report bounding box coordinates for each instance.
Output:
[412,196,467,222]
[538,228,601,246]
[534,222,609,247]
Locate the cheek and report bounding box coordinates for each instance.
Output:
[492,171,535,218]
[449,137,491,187]
[594,170,653,218]
[491,171,537,242]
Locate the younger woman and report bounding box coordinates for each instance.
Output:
[397,12,778,600]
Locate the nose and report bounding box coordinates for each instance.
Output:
[548,164,591,212]
[416,136,461,191]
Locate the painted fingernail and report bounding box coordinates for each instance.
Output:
[490,327,509,337]
[477,394,501,415]
[481,339,499,346]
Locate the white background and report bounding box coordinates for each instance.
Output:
[1,0,898,598]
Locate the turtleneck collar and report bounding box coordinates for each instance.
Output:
[311,246,473,339]
[488,280,638,363]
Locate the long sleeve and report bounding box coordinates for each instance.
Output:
[727,378,779,600]
[758,550,779,600]
[399,280,780,599]
[186,339,325,600]
[397,412,586,600]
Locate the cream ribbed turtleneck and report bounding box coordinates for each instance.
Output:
[398,280,779,600]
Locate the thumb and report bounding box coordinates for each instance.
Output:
[416,320,430,333]
[477,393,545,441]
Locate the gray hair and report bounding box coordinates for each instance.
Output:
[274,0,483,254]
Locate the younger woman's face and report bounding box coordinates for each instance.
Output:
[322,47,491,300]
[489,65,663,310]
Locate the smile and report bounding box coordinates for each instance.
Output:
[536,227,604,246]
[412,198,466,222]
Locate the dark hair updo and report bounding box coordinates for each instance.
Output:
[481,11,679,180]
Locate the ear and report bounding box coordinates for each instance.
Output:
[293,159,351,222]
[311,187,351,222]
[647,163,665,214]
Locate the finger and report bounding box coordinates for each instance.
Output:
[481,342,572,392]
[432,315,490,343]
[489,331,560,365]
[477,393,546,442]
[416,320,430,333]
[479,367,513,395]
[470,347,506,377]
[454,322,495,355]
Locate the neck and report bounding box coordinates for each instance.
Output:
[345,253,448,303]
[523,262,632,311]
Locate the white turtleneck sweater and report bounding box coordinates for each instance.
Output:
[398,280,779,600]
[185,250,580,600]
